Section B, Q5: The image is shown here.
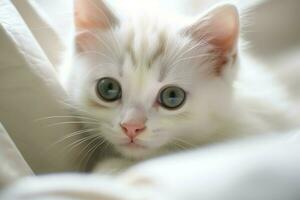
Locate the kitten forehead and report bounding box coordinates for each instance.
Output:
[115,16,213,81]
[126,30,167,69]
[116,16,198,80]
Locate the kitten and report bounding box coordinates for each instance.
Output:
[61,0,299,171]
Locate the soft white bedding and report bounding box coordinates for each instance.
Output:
[1,0,300,199]
[0,123,32,188]
[1,130,300,200]
[0,0,80,173]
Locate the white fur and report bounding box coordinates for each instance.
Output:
[60,2,300,168]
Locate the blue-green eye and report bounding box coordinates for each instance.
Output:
[96,77,121,102]
[159,86,186,109]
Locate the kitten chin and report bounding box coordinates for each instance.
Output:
[115,145,156,160]
[61,0,300,172]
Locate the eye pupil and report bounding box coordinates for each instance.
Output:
[169,91,176,98]
[159,86,185,109]
[96,77,121,102]
[107,83,113,90]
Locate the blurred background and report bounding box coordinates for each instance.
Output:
[33,0,300,61]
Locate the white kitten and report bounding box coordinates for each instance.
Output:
[61,0,299,171]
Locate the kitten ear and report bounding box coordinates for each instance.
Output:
[184,4,239,75]
[74,0,118,51]
[74,0,118,30]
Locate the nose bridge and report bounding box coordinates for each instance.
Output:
[121,104,147,125]
[122,68,153,123]
[127,66,153,104]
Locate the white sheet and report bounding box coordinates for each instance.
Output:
[1,131,300,200]
[122,131,300,200]
[0,0,80,173]
[0,123,33,188]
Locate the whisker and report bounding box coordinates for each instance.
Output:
[66,134,99,152]
[58,100,93,116]
[35,115,98,122]
[167,30,211,69]
[176,39,208,61]
[173,137,196,148]
[78,136,102,157]
[80,138,106,170]
[167,37,185,65]
[50,128,97,148]
[47,121,99,127]
[101,141,111,153]
[170,141,186,150]
[169,53,211,68]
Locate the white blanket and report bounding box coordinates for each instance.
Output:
[0,0,80,173]
[1,130,300,200]
[0,124,32,188]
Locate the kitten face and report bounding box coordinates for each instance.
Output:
[68,0,239,159]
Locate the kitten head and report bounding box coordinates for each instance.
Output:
[68,0,239,159]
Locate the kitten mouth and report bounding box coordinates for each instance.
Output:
[121,141,146,149]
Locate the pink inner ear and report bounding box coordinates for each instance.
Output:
[184,4,239,75]
[75,31,95,52]
[208,5,239,55]
[74,0,118,30]
[185,4,239,54]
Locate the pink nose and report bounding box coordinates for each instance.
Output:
[120,123,145,140]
